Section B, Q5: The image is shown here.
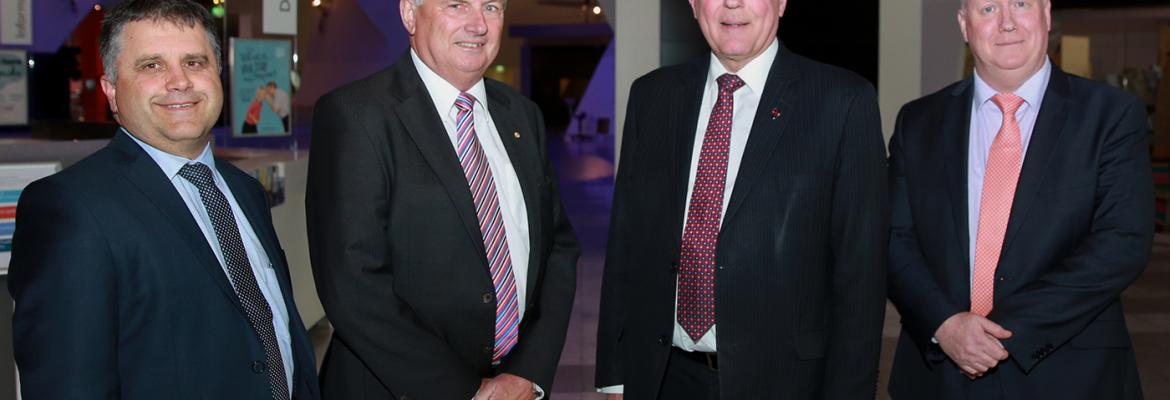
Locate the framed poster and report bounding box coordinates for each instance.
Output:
[0,162,59,275]
[230,38,292,137]
[0,49,27,126]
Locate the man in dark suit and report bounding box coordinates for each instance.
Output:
[8,1,319,399]
[887,0,1153,398]
[306,0,579,398]
[594,0,888,398]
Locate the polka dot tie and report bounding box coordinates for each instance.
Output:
[971,93,1024,317]
[453,93,520,362]
[678,74,744,342]
[178,163,289,400]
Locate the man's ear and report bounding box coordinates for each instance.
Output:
[401,0,417,35]
[100,75,119,114]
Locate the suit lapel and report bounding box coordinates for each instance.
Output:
[390,59,489,260]
[1002,68,1071,255]
[944,80,974,273]
[109,132,244,313]
[942,80,975,303]
[218,164,295,308]
[485,84,545,299]
[721,45,798,224]
[668,62,709,249]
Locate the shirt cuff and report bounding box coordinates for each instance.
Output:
[597,385,624,394]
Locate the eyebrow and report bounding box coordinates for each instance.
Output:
[132,53,210,65]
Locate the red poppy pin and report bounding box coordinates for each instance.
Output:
[770,107,781,119]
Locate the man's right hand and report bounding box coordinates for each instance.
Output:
[934,312,1013,378]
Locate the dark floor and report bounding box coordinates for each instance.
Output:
[311,131,1170,399]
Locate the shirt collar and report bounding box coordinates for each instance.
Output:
[707,38,778,94]
[123,127,216,179]
[973,58,1051,111]
[410,48,489,113]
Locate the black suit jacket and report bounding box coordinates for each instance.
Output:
[8,130,319,399]
[306,52,580,399]
[595,42,889,399]
[887,66,1153,399]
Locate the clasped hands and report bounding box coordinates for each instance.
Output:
[934,312,1013,379]
[473,373,537,400]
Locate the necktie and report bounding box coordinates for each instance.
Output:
[454,92,521,362]
[678,73,744,341]
[971,93,1024,317]
[178,163,289,400]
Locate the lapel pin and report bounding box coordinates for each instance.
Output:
[770,107,781,119]
[513,131,521,139]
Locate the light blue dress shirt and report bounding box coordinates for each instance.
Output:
[126,129,294,393]
[966,60,1052,280]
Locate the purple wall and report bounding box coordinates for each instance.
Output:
[567,41,614,136]
[0,0,118,52]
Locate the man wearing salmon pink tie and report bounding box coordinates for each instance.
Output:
[595,0,889,398]
[886,0,1153,398]
[306,0,580,399]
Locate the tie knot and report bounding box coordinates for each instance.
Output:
[992,92,1024,117]
[455,92,477,112]
[178,162,214,186]
[716,74,745,93]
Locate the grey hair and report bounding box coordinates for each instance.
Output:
[100,0,222,82]
[412,0,509,7]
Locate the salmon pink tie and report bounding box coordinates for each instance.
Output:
[454,92,520,362]
[971,92,1024,317]
[678,73,743,341]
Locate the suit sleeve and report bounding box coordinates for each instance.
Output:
[886,107,966,359]
[9,179,119,398]
[594,79,643,389]
[306,93,481,397]
[821,83,890,399]
[991,96,1154,373]
[498,102,581,389]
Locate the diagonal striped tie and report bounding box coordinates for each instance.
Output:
[454,92,520,362]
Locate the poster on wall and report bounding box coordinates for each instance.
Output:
[0,163,60,275]
[0,0,32,45]
[263,0,297,35]
[0,49,27,125]
[230,38,292,137]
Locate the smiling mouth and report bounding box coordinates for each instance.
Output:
[158,102,198,110]
[456,42,485,49]
[721,22,748,28]
[997,40,1024,46]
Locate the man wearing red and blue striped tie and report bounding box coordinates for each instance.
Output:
[306,0,580,399]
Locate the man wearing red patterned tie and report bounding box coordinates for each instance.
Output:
[595,1,889,398]
[886,0,1153,398]
[306,0,580,399]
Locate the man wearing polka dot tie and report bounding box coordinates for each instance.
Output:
[887,1,1153,399]
[7,1,320,399]
[596,1,889,398]
[307,0,580,399]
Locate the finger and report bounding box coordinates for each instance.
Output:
[960,363,982,376]
[979,319,1013,339]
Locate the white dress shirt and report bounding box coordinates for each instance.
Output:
[411,50,531,319]
[126,129,294,394]
[966,59,1051,281]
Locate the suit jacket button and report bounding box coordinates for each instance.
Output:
[482,293,494,304]
[658,335,669,345]
[252,361,265,373]
[483,345,494,355]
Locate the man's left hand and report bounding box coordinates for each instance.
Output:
[472,373,536,400]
